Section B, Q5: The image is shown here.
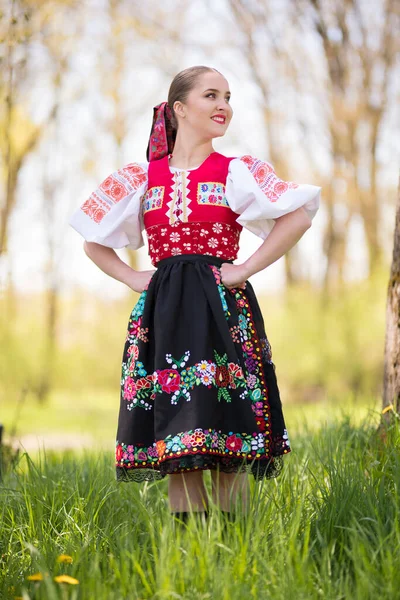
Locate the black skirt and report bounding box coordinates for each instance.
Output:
[116,254,291,482]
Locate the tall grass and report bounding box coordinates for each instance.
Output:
[1,411,399,599]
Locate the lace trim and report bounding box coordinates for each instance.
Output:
[116,454,284,483]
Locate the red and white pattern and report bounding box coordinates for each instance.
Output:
[146,221,241,265]
[81,163,147,224]
[70,153,320,251]
[81,193,110,224]
[240,155,298,202]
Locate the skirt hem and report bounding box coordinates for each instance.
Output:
[116,453,286,483]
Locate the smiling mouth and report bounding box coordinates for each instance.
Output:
[211,116,226,124]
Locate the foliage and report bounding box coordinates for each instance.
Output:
[0,268,387,410]
[1,413,399,599]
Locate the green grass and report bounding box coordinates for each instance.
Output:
[1,411,399,600]
[1,387,381,451]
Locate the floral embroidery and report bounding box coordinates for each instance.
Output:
[81,163,147,224]
[209,265,230,319]
[80,195,108,223]
[146,221,241,266]
[240,155,299,202]
[143,186,164,213]
[228,287,277,442]
[116,426,273,470]
[118,257,291,474]
[197,182,230,207]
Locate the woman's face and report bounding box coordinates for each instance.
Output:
[174,71,233,139]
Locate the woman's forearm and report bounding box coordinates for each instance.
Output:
[83,241,135,286]
[243,207,312,278]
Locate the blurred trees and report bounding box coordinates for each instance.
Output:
[227,0,399,288]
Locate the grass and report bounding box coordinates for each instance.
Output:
[1,386,381,452]
[1,410,399,599]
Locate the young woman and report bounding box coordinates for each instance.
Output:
[70,65,320,522]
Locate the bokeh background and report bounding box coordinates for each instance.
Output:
[1,0,399,453]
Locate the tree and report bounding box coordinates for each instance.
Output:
[382,178,400,422]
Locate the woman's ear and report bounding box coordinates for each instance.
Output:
[174,101,186,119]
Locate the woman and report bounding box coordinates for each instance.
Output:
[70,65,321,522]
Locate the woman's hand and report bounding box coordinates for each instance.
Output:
[125,269,156,293]
[220,263,249,290]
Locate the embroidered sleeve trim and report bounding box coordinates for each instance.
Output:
[80,163,147,224]
[240,155,299,203]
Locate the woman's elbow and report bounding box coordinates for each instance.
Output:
[299,207,312,231]
[83,240,101,257]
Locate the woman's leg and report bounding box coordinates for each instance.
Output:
[210,469,250,514]
[168,471,209,513]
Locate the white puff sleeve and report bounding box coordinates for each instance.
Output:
[226,156,321,239]
[69,162,148,249]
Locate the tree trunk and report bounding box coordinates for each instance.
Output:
[381,178,400,424]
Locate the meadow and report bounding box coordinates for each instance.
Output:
[1,269,396,599]
[1,404,399,600]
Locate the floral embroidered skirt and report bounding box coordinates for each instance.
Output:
[116,254,291,483]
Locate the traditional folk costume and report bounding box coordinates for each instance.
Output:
[70,103,321,483]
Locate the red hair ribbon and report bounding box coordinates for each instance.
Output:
[146,102,176,162]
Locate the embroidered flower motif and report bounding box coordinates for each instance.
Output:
[156,440,166,457]
[208,238,218,248]
[181,433,192,447]
[199,371,213,386]
[208,363,216,375]
[245,357,257,374]
[226,434,243,452]
[157,369,181,394]
[215,365,230,388]
[256,417,267,431]
[147,445,158,457]
[123,377,137,400]
[170,232,180,242]
[198,360,210,372]
[116,444,123,462]
[274,181,288,195]
[189,429,206,447]
[171,247,181,256]
[166,435,182,452]
[127,343,139,359]
[251,434,265,451]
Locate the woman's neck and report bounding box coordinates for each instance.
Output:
[169,136,214,170]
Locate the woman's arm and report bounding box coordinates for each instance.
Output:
[83,241,155,293]
[220,207,312,288]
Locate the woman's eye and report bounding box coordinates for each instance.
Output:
[206,93,216,98]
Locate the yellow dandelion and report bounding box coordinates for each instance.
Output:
[26,572,44,581]
[382,404,394,414]
[54,575,79,585]
[56,554,73,564]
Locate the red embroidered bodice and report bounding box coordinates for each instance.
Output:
[143,152,242,265]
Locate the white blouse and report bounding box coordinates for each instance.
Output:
[69,156,321,249]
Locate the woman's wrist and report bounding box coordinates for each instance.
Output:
[242,259,262,279]
[119,265,138,287]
